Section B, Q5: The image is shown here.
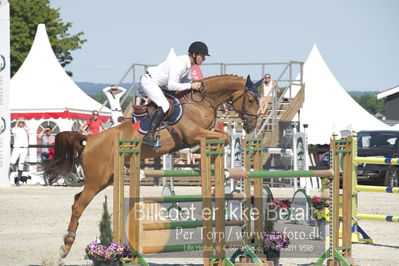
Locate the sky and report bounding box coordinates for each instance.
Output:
[50,0,399,92]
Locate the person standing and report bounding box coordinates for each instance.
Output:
[38,126,55,161]
[10,118,30,186]
[80,111,106,135]
[258,73,281,116]
[140,41,209,146]
[102,85,126,125]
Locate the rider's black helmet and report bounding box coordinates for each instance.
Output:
[188,41,210,56]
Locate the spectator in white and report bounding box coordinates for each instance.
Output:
[38,126,55,161]
[140,41,209,146]
[10,117,30,186]
[102,85,126,125]
[258,73,281,116]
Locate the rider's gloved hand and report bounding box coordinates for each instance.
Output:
[191,81,202,91]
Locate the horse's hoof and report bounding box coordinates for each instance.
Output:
[59,245,70,258]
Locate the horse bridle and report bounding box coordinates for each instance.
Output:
[184,83,259,129]
[228,91,259,130]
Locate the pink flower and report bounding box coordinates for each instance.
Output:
[85,242,132,261]
[311,195,322,204]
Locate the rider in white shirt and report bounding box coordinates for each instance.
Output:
[102,85,126,125]
[10,117,30,186]
[140,41,209,146]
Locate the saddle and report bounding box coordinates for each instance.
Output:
[132,92,183,134]
[133,98,175,121]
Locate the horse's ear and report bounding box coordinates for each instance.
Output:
[254,78,264,89]
[246,75,254,88]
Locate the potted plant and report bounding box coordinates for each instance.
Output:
[311,195,330,238]
[263,202,290,266]
[85,195,132,266]
[271,198,292,220]
[263,232,290,266]
[85,241,132,266]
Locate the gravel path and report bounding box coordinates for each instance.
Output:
[0,185,398,265]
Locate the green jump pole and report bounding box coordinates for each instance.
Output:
[356,185,399,193]
[142,241,244,254]
[142,219,244,230]
[143,192,246,203]
[356,213,399,222]
[228,169,333,179]
[147,243,203,253]
[143,194,204,203]
[144,169,202,177]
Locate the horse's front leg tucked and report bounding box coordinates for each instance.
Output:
[193,129,231,145]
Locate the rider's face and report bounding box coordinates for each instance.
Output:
[195,53,206,65]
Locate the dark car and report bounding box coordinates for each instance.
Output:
[319,130,399,186]
[356,130,399,186]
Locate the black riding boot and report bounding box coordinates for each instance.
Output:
[15,170,22,186]
[142,107,165,147]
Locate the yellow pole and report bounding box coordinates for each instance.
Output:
[356,185,399,193]
[356,213,399,222]
[354,157,399,165]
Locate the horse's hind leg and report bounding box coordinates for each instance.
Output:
[60,182,108,258]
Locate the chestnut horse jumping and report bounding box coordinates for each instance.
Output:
[45,74,262,258]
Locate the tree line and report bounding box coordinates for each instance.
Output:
[352,94,385,115]
[10,0,86,77]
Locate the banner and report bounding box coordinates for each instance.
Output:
[293,132,308,171]
[0,0,11,187]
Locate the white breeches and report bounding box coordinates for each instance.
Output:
[10,147,28,171]
[111,111,123,125]
[140,74,170,113]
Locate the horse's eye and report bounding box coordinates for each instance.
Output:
[248,99,254,104]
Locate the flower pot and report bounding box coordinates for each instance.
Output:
[315,219,328,239]
[263,248,280,266]
[92,260,120,266]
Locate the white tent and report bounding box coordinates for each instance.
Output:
[10,24,111,173]
[11,24,110,122]
[294,44,392,144]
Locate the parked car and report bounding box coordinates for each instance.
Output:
[356,130,399,186]
[319,130,399,186]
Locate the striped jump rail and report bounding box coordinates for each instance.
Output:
[356,185,399,193]
[145,168,334,179]
[354,157,399,165]
[227,169,333,179]
[356,213,399,222]
[246,147,293,155]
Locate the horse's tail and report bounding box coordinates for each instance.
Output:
[43,131,87,184]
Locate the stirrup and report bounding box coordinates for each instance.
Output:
[153,135,161,150]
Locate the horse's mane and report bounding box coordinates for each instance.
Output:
[202,74,242,82]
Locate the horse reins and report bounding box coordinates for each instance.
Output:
[228,91,259,130]
[183,83,259,130]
